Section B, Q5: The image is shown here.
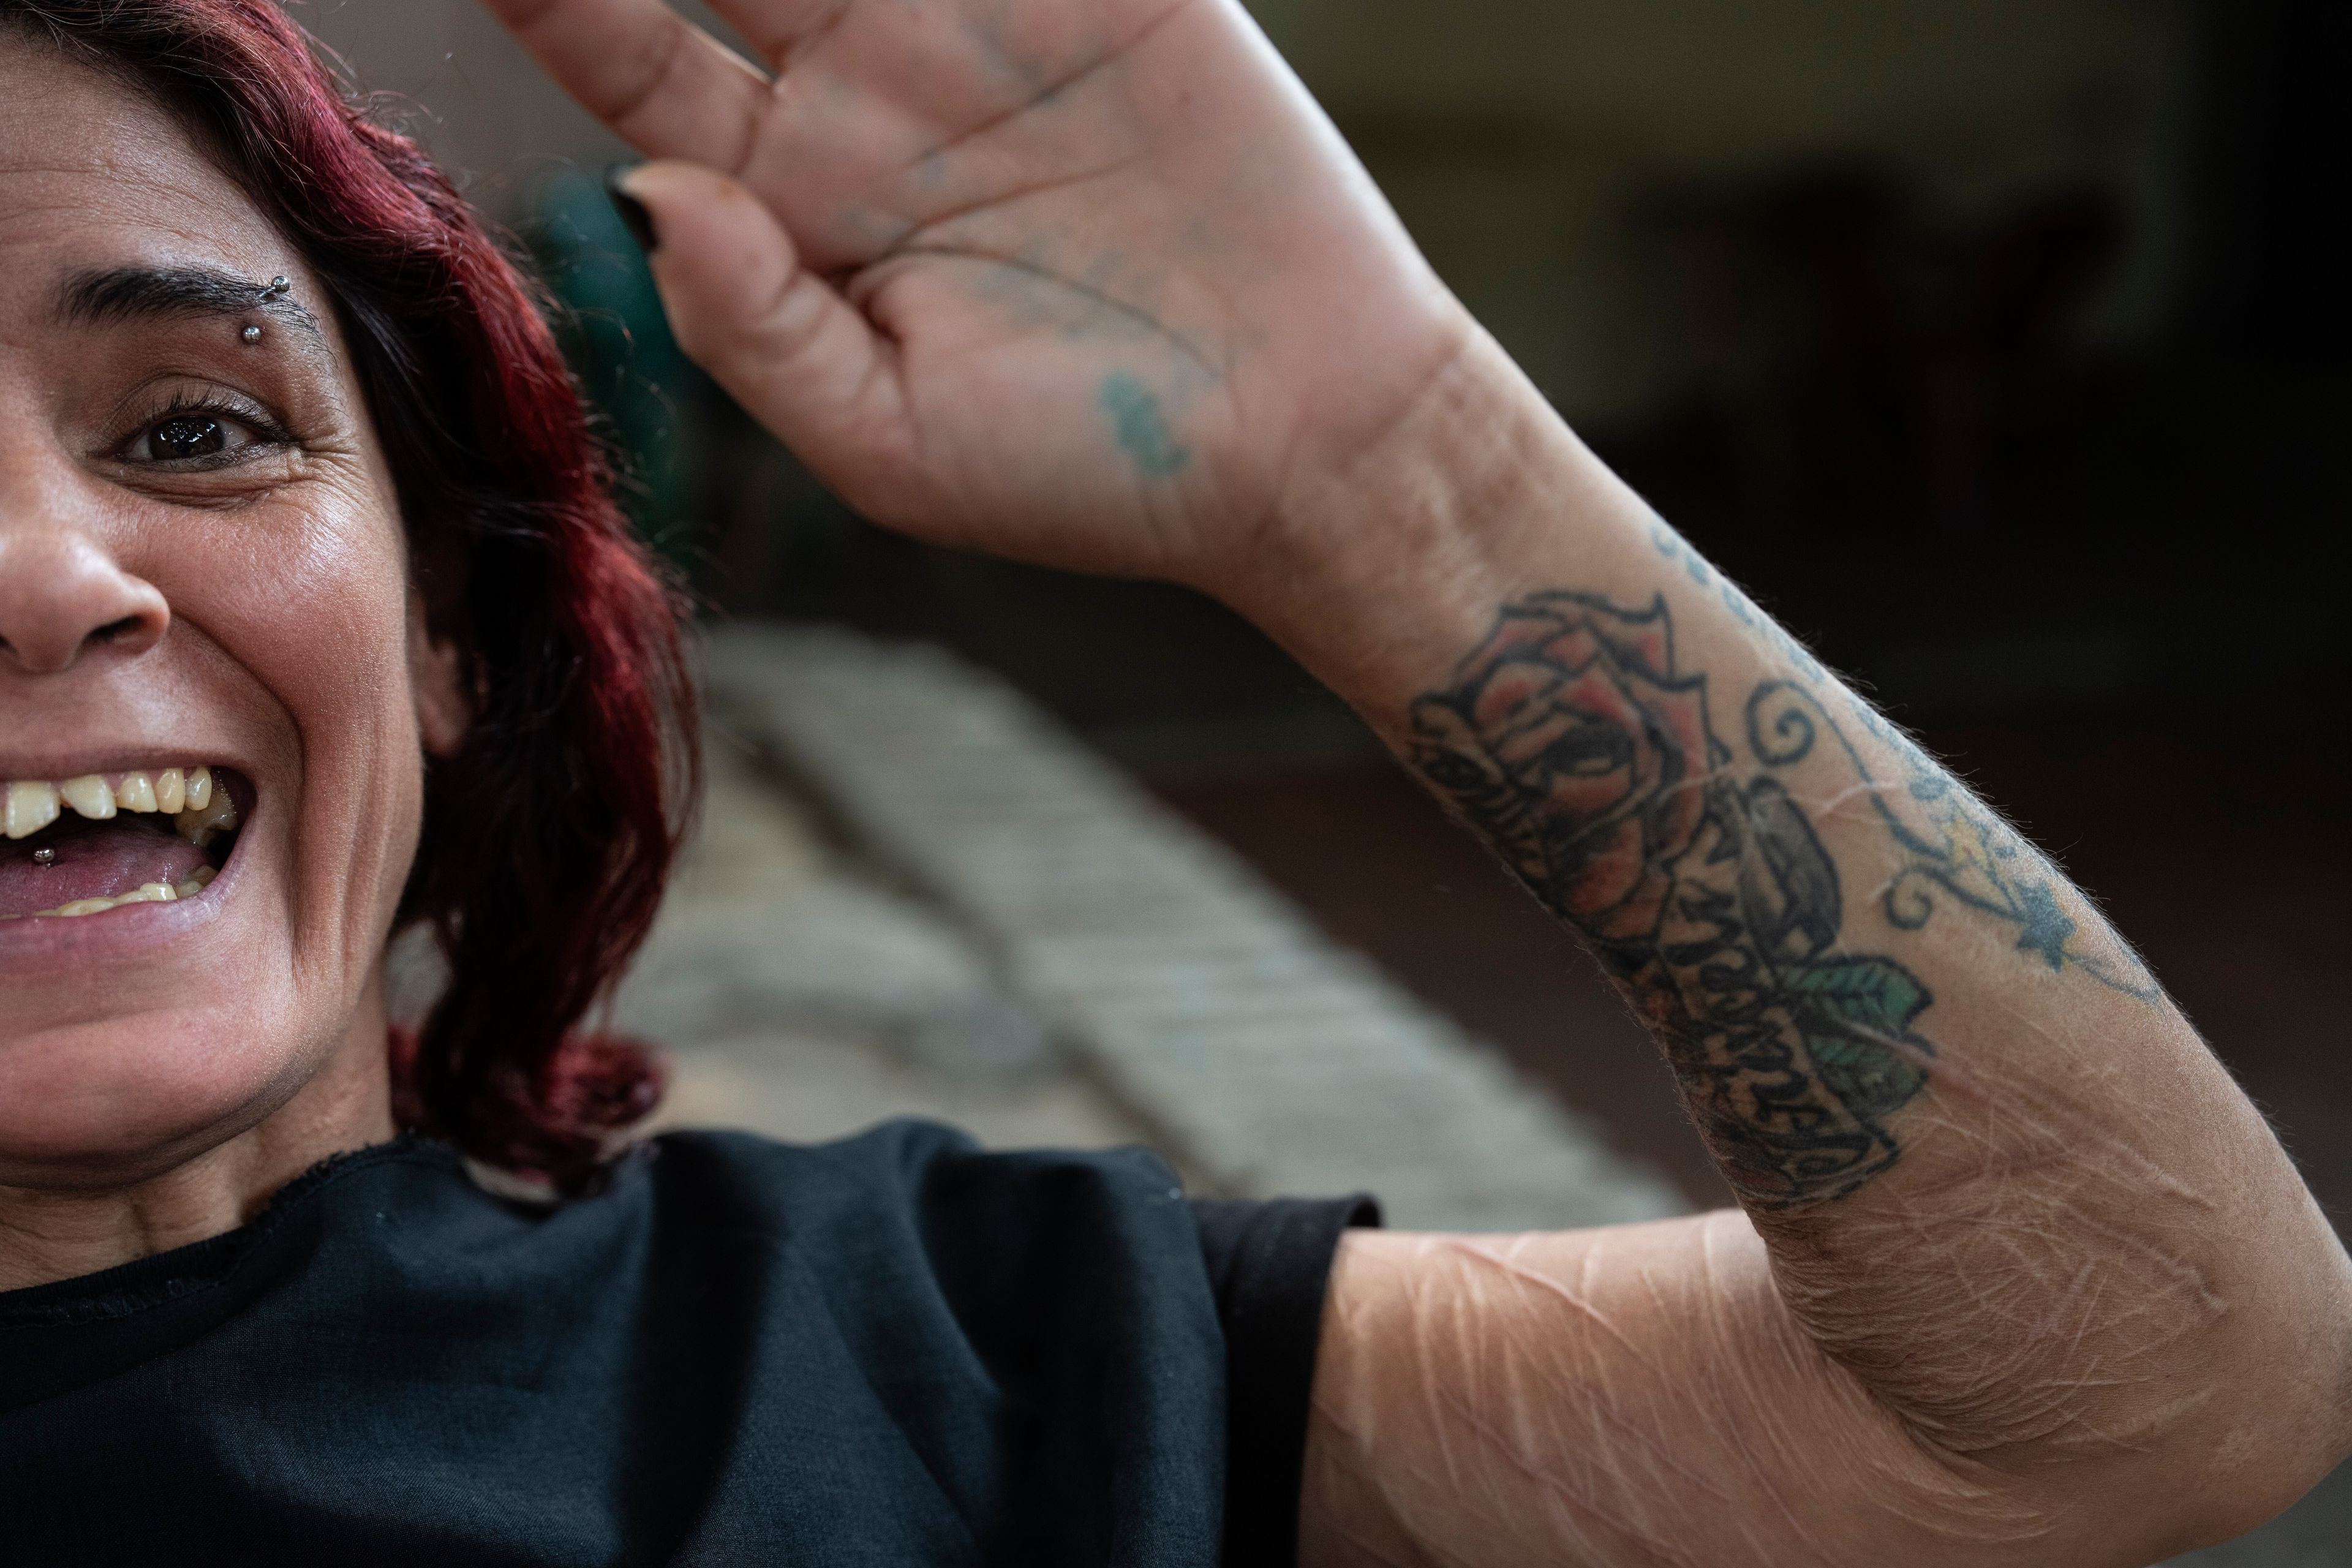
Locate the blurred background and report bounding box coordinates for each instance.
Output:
[318,0,2348,1556]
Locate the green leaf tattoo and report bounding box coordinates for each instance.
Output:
[1782,957,1932,1123]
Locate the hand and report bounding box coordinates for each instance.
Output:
[484,0,1474,600]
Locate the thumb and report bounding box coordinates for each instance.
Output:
[609,160,906,486]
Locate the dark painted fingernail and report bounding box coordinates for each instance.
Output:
[606,163,657,254]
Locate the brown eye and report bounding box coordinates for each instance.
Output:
[149,414,229,460]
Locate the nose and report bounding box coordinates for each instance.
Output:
[0,524,170,674]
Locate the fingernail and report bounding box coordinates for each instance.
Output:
[606,162,657,254]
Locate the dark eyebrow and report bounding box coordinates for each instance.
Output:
[55,265,325,340]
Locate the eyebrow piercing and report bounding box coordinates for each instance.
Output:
[243,276,290,343]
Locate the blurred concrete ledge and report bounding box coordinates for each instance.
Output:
[685,622,1684,1232]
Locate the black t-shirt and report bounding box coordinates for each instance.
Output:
[0,1123,1376,1566]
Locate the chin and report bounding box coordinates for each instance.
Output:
[0,772,343,1188]
[0,1014,322,1189]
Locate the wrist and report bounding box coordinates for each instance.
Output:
[1216,328,1638,731]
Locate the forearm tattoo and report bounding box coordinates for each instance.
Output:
[1408,572,2154,1206]
[1745,679,2159,1000]
[1648,520,2155,998]
[1408,590,1930,1206]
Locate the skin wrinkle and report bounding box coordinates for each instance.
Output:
[878,244,1219,375]
[1425,1383,1684,1567]
[1447,1262,1739,1510]
[761,0,857,74]
[1317,1365,1502,1561]
[886,0,1190,186]
[1776,1187,2229,1454]
[1900,1166,2211,1335]
[1315,1516,1436,1568]
[892,149,1157,263]
[1609,1238,1760,1519]
[1804,774,1912,824]
[1312,1206,2133,1564]
[1412,1256,1494,1507]
[1250,315,1478,625]
[1757,992,2236,1460]
[1962,1009,2222,1210]
[1439,1235,1662,1375]
[612,10,767,176]
[1681,1222,1894,1552]
[1468,1241,2022,1568]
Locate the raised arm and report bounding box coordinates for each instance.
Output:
[483,1,2352,1558]
[1280,332,2352,1564]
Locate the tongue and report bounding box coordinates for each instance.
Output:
[0,821,213,918]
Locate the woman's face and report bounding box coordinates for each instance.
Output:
[0,42,461,1188]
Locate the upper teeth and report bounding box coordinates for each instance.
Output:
[4,767,235,843]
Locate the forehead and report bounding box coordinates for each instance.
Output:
[0,37,312,328]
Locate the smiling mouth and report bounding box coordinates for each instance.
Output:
[0,767,244,922]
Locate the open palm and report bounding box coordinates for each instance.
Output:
[487,0,1470,592]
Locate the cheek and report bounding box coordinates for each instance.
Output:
[207,501,412,717]
[170,491,426,919]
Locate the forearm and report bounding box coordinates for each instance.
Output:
[1244,330,2352,1511]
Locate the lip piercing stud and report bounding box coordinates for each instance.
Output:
[31,848,55,865]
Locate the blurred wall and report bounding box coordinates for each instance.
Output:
[304,0,2201,426]
[299,0,624,209]
[1252,0,2198,420]
[299,0,762,214]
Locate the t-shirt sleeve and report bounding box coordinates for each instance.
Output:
[1189,1194,1383,1568]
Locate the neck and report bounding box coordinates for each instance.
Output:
[0,985,398,1294]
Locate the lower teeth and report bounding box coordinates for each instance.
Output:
[0,865,218,922]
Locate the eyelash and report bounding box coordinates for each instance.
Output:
[121,390,297,468]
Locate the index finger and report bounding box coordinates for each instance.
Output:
[482,0,771,168]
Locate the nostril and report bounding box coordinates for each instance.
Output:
[0,532,169,671]
[0,595,168,674]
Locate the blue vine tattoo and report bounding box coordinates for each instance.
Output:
[1409,591,1934,1205]
[1651,518,2155,998]
[1648,518,1829,684]
[1746,681,2159,1000]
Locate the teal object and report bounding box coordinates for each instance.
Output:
[521,167,712,571]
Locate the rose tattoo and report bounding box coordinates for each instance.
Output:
[1408,595,1714,946]
[1411,591,1935,1206]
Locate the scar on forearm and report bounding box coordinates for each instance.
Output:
[1648,517,2154,998]
[1097,371,1190,478]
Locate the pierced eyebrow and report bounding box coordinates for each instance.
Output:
[55,265,325,341]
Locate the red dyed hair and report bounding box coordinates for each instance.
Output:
[2,0,697,1187]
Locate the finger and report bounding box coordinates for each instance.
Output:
[483,0,769,167]
[616,162,910,501]
[690,0,856,69]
